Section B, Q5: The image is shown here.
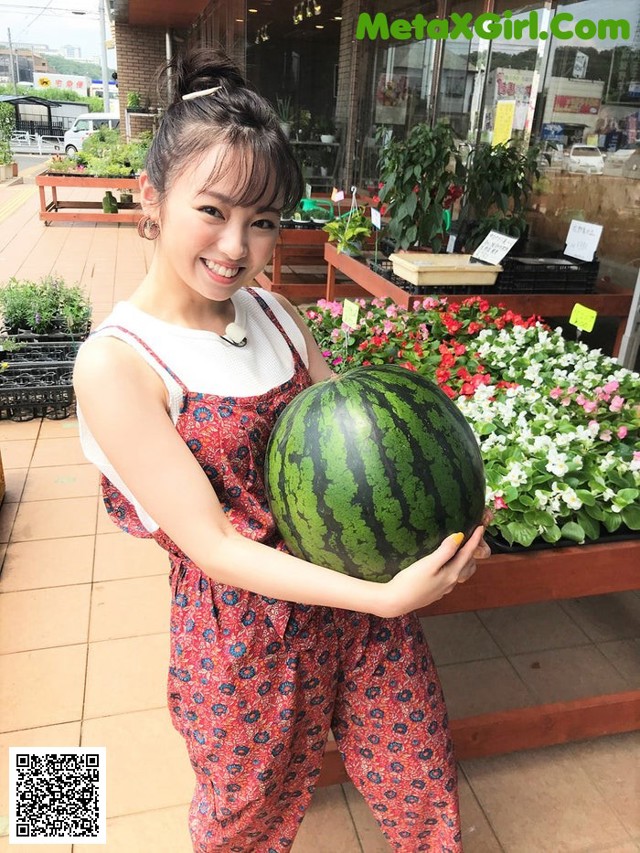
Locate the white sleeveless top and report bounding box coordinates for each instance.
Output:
[76,287,309,532]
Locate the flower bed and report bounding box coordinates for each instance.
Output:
[304,296,640,549]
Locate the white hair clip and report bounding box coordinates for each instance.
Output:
[182,85,222,101]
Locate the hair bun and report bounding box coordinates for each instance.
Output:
[171,48,245,106]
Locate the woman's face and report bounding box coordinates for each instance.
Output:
[142,145,282,304]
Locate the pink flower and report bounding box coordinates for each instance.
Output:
[332,356,343,365]
[599,429,612,442]
[561,397,572,407]
[383,320,395,335]
[413,300,422,310]
[576,394,587,406]
[494,496,508,510]
[419,323,430,341]
[634,451,640,461]
[422,297,439,310]
[609,395,625,413]
[549,387,563,399]
[566,386,578,395]
[386,304,398,318]
[603,380,619,394]
[588,419,599,429]
[582,400,598,414]
[617,426,628,439]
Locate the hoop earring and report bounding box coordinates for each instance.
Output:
[137,215,160,241]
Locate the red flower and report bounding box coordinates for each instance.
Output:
[453,342,466,356]
[400,361,418,372]
[379,204,388,215]
[440,384,456,399]
[435,367,451,383]
[440,352,456,368]
[467,322,482,335]
[457,367,472,381]
[372,194,381,206]
[494,496,508,510]
[378,181,384,189]
[460,382,476,396]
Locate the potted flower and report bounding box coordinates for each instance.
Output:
[323,207,373,255]
[126,91,150,113]
[376,121,464,254]
[302,295,640,549]
[0,274,92,340]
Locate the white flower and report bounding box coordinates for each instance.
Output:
[534,489,549,508]
[546,457,569,476]
[562,488,583,510]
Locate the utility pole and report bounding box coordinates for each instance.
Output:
[7,27,18,95]
[98,0,110,112]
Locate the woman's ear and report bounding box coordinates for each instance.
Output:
[139,171,160,217]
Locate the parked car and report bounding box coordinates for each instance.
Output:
[63,113,120,155]
[606,142,640,167]
[564,144,605,174]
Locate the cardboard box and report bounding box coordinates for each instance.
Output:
[389,253,502,287]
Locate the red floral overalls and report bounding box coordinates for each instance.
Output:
[98,289,461,852]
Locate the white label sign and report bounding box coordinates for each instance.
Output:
[564,220,602,262]
[471,230,519,265]
[370,207,381,229]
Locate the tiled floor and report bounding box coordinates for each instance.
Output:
[0,179,639,852]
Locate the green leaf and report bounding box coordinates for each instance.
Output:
[506,521,538,548]
[584,503,605,521]
[613,488,639,508]
[541,524,562,543]
[560,521,586,543]
[621,505,640,530]
[524,509,555,527]
[577,510,601,541]
[503,486,519,503]
[575,489,596,506]
[405,192,418,217]
[602,512,623,533]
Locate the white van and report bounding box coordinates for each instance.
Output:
[63,113,120,154]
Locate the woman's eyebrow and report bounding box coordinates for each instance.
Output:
[198,190,281,215]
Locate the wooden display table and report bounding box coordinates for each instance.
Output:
[318,539,640,786]
[36,173,142,225]
[324,244,633,356]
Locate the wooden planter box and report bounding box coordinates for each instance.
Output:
[36,173,142,225]
[318,538,640,786]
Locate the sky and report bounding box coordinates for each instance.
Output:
[1,0,112,60]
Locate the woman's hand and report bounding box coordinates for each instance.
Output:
[381,525,491,618]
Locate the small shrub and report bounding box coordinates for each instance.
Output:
[0,275,92,336]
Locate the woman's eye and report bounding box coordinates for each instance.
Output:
[253,219,278,230]
[200,206,224,219]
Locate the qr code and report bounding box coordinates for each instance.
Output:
[9,747,106,845]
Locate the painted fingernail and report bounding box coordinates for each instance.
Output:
[452,532,464,546]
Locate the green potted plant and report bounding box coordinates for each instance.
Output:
[456,139,543,252]
[376,121,464,254]
[275,96,293,138]
[0,102,17,181]
[323,207,373,255]
[126,91,142,112]
[0,274,92,340]
[317,115,336,144]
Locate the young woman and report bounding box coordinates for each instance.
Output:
[74,48,489,853]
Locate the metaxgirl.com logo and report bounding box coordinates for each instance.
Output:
[356,11,631,41]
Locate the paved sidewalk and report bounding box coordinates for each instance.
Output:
[0,194,638,853]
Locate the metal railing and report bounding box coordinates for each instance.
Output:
[10,132,64,155]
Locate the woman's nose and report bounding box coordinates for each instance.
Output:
[217,222,248,261]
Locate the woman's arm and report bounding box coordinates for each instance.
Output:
[74,336,485,619]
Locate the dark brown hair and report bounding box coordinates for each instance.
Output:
[145,48,303,214]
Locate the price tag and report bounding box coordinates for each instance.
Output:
[342,299,360,329]
[564,220,602,262]
[446,233,457,253]
[569,303,597,333]
[471,230,519,265]
[305,183,312,199]
[370,207,381,229]
[331,187,345,202]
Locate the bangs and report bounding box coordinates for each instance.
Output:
[199,130,303,215]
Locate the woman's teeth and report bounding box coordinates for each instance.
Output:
[202,259,240,277]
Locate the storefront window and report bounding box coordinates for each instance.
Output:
[538,0,640,151]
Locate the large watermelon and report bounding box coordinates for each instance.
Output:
[265,364,485,582]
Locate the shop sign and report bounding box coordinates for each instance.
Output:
[553,95,601,115]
